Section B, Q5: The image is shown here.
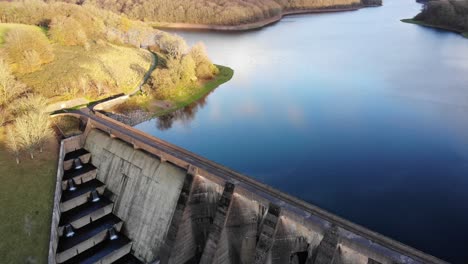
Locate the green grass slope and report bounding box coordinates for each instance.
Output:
[0,128,58,264]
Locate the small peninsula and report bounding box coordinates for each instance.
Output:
[403,0,468,38]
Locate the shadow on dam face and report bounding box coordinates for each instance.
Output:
[49,128,448,264]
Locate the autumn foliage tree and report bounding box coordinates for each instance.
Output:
[189,43,219,79]
[149,39,218,100]
[48,16,88,46]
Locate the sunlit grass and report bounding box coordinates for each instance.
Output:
[0,23,44,45]
[16,43,152,102]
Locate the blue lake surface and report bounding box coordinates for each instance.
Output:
[135,0,468,262]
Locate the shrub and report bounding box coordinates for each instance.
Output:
[3,27,54,73]
[48,16,88,46]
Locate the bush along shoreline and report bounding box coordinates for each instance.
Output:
[106,64,234,127]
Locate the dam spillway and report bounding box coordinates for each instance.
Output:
[48,113,448,264]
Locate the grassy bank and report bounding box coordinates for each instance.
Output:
[401,19,468,39]
[161,65,233,115]
[114,64,233,117]
[0,127,58,264]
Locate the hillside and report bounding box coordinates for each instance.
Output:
[0,1,159,102]
[48,0,382,27]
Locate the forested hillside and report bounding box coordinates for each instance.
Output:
[0,0,218,160]
[47,0,377,26]
[411,0,468,36]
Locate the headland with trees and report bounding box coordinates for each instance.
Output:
[403,0,468,38]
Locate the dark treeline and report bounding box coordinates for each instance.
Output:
[414,0,468,32]
[47,0,365,26]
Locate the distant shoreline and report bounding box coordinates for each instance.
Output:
[401,18,468,39]
[152,6,379,31]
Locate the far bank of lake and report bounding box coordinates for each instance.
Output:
[151,6,365,31]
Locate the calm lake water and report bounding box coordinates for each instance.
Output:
[135,0,468,262]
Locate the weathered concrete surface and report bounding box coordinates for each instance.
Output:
[160,173,194,263]
[168,175,224,264]
[212,192,267,264]
[199,182,235,264]
[254,203,281,264]
[84,129,186,262]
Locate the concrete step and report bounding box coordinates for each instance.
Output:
[62,163,97,190]
[57,214,123,263]
[61,179,106,212]
[64,148,91,170]
[56,214,123,262]
[112,254,143,264]
[61,233,132,264]
[59,197,113,235]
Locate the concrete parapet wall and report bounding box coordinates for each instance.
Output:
[46,98,88,113]
[48,135,84,264]
[93,95,129,112]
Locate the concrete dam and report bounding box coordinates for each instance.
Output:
[48,112,448,264]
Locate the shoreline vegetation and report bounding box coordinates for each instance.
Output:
[151,6,367,31]
[50,0,381,31]
[403,0,468,39]
[402,18,468,38]
[107,64,233,126]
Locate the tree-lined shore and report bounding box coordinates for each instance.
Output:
[48,0,381,27]
[404,0,468,38]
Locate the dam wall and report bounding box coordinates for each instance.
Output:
[84,130,186,262]
[73,114,446,264]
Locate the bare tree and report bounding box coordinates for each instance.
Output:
[13,95,52,159]
[13,94,48,117]
[0,59,27,106]
[158,33,188,60]
[6,126,21,164]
